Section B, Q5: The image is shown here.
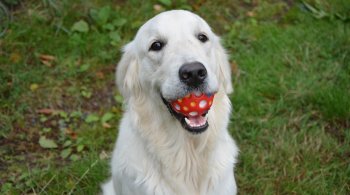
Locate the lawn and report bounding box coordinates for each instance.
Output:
[0,0,349,194]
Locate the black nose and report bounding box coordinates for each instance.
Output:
[179,62,207,87]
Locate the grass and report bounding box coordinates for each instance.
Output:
[0,0,349,194]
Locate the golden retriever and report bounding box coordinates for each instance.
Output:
[102,10,238,195]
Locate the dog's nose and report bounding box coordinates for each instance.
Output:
[179,62,207,87]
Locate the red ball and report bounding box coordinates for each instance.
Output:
[170,92,215,117]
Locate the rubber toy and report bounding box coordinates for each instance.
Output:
[170,92,214,117]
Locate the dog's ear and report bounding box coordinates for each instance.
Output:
[116,42,141,99]
[213,36,233,94]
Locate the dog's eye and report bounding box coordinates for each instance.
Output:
[197,33,208,43]
[149,41,164,51]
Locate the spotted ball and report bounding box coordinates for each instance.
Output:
[170,93,214,117]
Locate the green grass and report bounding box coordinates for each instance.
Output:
[1,0,349,194]
[227,2,350,193]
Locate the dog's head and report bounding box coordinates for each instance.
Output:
[116,10,232,134]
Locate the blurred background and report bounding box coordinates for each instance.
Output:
[0,0,349,194]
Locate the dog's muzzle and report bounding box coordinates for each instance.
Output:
[161,92,215,134]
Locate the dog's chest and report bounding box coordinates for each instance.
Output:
[156,142,213,194]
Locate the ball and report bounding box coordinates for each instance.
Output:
[170,92,214,117]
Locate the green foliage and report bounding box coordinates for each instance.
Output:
[225,1,350,193]
[302,0,350,22]
[101,112,114,124]
[158,0,172,7]
[71,20,89,33]
[39,136,58,149]
[85,114,100,123]
[0,2,10,37]
[2,0,20,6]
[312,85,350,120]
[89,5,128,46]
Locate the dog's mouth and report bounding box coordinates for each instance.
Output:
[161,92,215,134]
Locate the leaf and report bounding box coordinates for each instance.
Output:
[302,1,318,14]
[39,54,56,67]
[59,111,68,119]
[71,20,89,33]
[63,140,72,147]
[69,132,78,140]
[39,136,58,149]
[99,150,109,160]
[81,90,92,99]
[101,112,114,124]
[64,128,78,140]
[70,154,80,161]
[42,128,52,133]
[109,31,121,42]
[301,1,328,19]
[95,71,105,79]
[37,108,56,115]
[114,94,124,104]
[102,122,111,129]
[77,145,84,152]
[153,4,165,12]
[85,114,99,123]
[158,0,172,7]
[113,18,127,27]
[10,52,22,63]
[40,116,48,122]
[230,61,239,75]
[1,183,13,192]
[70,111,83,118]
[89,9,99,23]
[102,23,114,31]
[41,59,53,67]
[39,54,56,62]
[79,64,90,72]
[98,6,112,24]
[60,148,72,159]
[76,137,84,144]
[246,11,255,17]
[30,83,39,91]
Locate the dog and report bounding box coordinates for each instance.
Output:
[102,10,239,195]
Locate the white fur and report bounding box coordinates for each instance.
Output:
[102,10,238,195]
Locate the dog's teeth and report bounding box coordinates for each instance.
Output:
[185,118,190,125]
[185,116,209,128]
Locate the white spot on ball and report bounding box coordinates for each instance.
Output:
[174,104,181,110]
[189,112,198,116]
[199,100,207,108]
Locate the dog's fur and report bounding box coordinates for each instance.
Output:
[102,10,239,195]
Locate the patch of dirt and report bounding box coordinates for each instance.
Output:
[82,80,117,112]
[0,125,49,185]
[0,65,119,186]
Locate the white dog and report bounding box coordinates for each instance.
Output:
[102,10,239,195]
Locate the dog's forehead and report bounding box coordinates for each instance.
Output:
[136,10,211,39]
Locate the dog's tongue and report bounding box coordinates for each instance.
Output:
[170,92,214,118]
[185,115,207,127]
